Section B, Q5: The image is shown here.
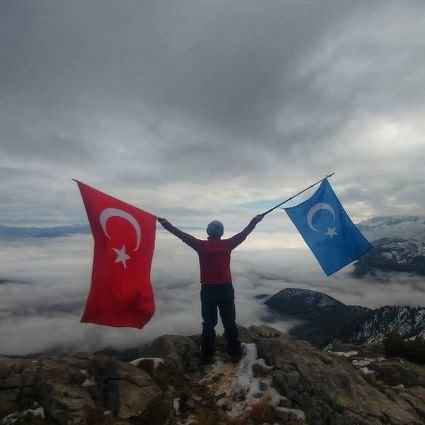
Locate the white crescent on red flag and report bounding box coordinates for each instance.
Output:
[76,181,156,328]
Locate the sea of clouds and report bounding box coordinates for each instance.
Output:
[1,230,425,356]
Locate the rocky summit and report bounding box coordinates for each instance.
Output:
[1,325,425,425]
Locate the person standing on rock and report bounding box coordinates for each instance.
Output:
[157,214,263,363]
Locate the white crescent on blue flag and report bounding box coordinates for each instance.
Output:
[284,179,372,276]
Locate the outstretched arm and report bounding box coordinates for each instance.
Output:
[228,214,263,249]
[157,217,201,251]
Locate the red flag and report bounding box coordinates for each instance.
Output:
[77,181,156,328]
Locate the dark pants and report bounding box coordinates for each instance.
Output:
[200,283,241,357]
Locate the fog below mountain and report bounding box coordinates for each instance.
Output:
[1,231,425,356]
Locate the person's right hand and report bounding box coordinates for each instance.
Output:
[252,214,264,224]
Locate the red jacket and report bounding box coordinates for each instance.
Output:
[161,220,257,284]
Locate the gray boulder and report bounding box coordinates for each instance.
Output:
[250,324,424,425]
[0,354,162,425]
[142,335,200,372]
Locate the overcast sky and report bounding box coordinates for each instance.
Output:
[1,1,424,229]
[1,2,425,355]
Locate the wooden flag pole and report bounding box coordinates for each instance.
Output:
[260,173,335,217]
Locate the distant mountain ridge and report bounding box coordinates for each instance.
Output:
[357,215,425,241]
[0,224,89,239]
[266,288,425,347]
[0,223,199,239]
[354,215,425,276]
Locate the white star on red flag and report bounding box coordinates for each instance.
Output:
[113,245,131,268]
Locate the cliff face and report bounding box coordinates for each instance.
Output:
[1,325,425,425]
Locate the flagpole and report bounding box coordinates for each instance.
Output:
[260,173,335,217]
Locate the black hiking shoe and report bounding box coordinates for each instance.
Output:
[229,346,244,363]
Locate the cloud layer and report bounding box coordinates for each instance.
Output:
[1,234,425,356]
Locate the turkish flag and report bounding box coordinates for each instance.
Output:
[77,181,156,328]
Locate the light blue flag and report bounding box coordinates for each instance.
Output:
[284,179,372,276]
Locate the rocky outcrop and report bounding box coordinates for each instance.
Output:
[1,325,425,424]
[141,335,200,372]
[250,325,425,425]
[0,353,161,425]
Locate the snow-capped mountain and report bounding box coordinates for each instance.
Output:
[357,216,425,241]
[354,216,425,276]
[348,305,425,344]
[266,288,425,347]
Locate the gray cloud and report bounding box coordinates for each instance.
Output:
[2,1,425,226]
